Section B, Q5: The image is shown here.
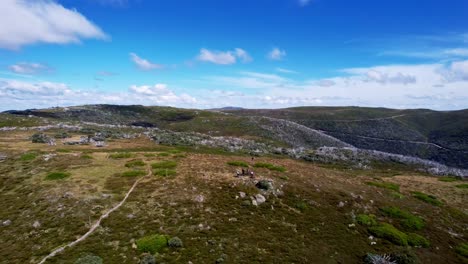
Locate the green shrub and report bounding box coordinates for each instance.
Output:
[31,133,49,143]
[139,253,156,264]
[153,169,176,177]
[136,234,168,254]
[168,237,183,248]
[157,152,170,157]
[455,184,468,189]
[366,181,400,192]
[438,176,460,182]
[456,243,468,257]
[122,170,146,177]
[46,172,71,180]
[143,153,156,157]
[81,154,93,159]
[390,249,419,264]
[75,253,103,264]
[253,162,286,172]
[109,152,133,159]
[369,223,408,246]
[407,233,430,248]
[380,207,425,230]
[20,152,37,161]
[279,175,289,180]
[227,161,249,167]
[125,160,145,168]
[295,201,308,212]
[152,161,177,169]
[356,214,377,226]
[412,192,443,206]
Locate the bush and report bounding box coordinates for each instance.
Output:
[125,160,145,168]
[363,253,396,264]
[122,170,146,177]
[390,249,419,264]
[31,133,49,143]
[366,181,400,192]
[456,243,468,257]
[81,154,93,159]
[152,161,177,169]
[407,233,430,248]
[109,152,133,159]
[227,161,249,167]
[157,152,170,157]
[356,214,377,226]
[380,207,425,230]
[369,223,408,246]
[295,201,308,212]
[253,162,286,172]
[74,253,103,264]
[139,253,156,264]
[455,184,468,189]
[46,172,71,180]
[168,237,183,248]
[256,180,273,190]
[153,169,176,177]
[412,192,443,206]
[136,234,168,254]
[438,176,460,182]
[20,152,37,161]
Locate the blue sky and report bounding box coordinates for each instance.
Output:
[0,0,468,110]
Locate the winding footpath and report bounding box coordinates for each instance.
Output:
[38,168,151,264]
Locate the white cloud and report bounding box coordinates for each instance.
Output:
[0,0,107,50]
[9,62,51,74]
[443,60,468,81]
[276,68,298,74]
[129,84,197,104]
[298,0,311,6]
[268,48,286,60]
[129,53,163,71]
[196,48,252,65]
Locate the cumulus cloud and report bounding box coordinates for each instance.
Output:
[129,84,197,104]
[276,68,298,74]
[268,48,287,60]
[129,53,163,71]
[9,62,51,74]
[443,60,468,81]
[197,48,252,65]
[0,0,107,50]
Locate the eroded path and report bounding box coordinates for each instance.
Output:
[38,168,151,264]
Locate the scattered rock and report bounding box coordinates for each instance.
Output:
[168,237,183,248]
[33,221,41,228]
[338,201,345,207]
[239,192,246,198]
[63,192,74,199]
[256,180,273,191]
[255,194,266,205]
[101,193,112,199]
[139,253,156,264]
[127,214,135,219]
[194,194,205,203]
[2,220,11,226]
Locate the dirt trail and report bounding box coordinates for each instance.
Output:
[38,168,151,264]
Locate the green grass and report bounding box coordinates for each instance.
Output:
[380,207,425,230]
[20,152,37,161]
[438,176,461,182]
[46,172,71,180]
[295,201,308,212]
[356,214,377,226]
[455,184,468,189]
[151,161,177,169]
[253,162,286,172]
[136,234,168,254]
[80,154,93,159]
[368,223,408,246]
[121,170,146,177]
[366,181,400,192]
[153,169,177,177]
[456,243,468,257]
[412,191,443,206]
[157,152,170,157]
[109,152,133,159]
[125,159,145,168]
[407,233,430,248]
[227,161,249,167]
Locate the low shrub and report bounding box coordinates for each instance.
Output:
[363,253,395,264]
[46,172,71,180]
[253,162,286,172]
[369,223,408,246]
[390,249,419,264]
[152,161,177,169]
[75,253,103,264]
[20,152,37,161]
[125,160,145,168]
[122,170,146,177]
[456,243,468,257]
[157,152,170,157]
[109,152,133,159]
[438,176,460,182]
[295,201,308,212]
[139,254,156,264]
[380,207,425,230]
[136,234,168,254]
[227,161,249,167]
[455,184,468,189]
[256,180,273,190]
[168,237,183,248]
[356,214,377,226]
[81,154,93,159]
[366,181,400,192]
[412,192,443,206]
[407,233,430,248]
[153,169,176,177]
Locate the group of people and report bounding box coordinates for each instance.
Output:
[236,168,255,178]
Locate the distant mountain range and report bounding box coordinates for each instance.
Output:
[3,104,468,170]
